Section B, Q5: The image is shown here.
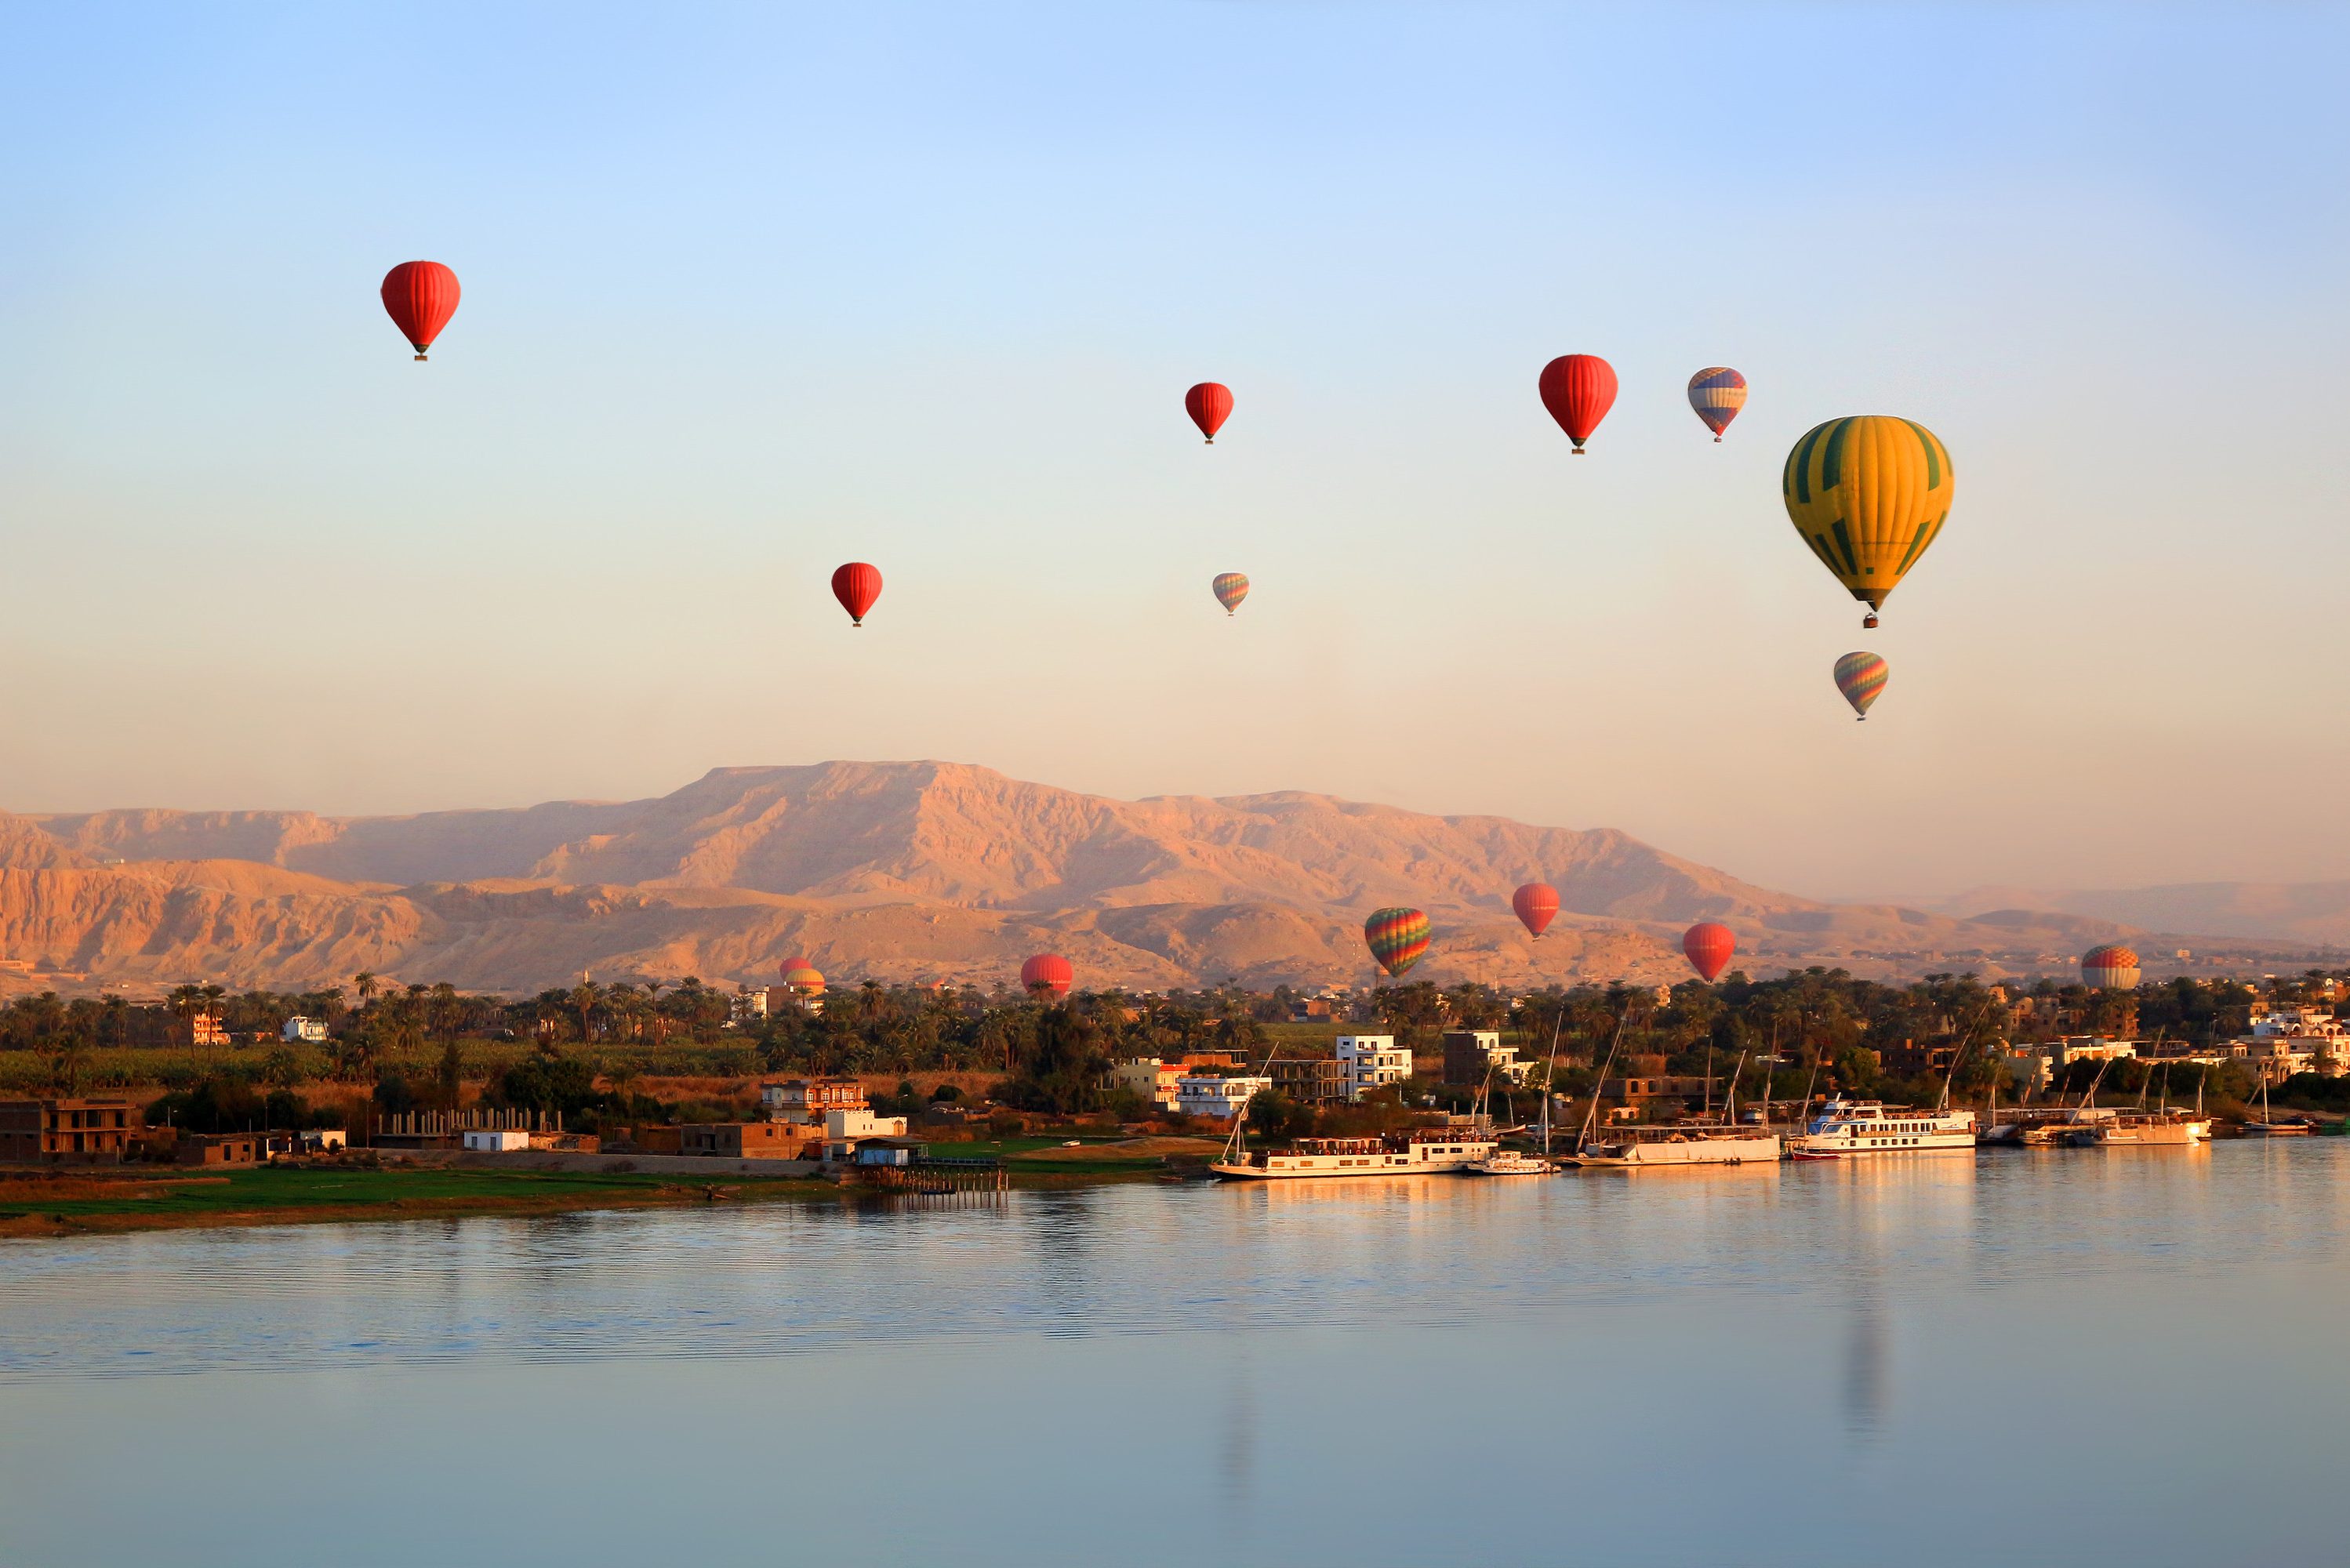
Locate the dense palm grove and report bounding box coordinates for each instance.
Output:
[5,962,2348,1132]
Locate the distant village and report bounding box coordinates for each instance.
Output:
[6,954,2350,1178]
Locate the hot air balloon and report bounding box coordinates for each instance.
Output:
[2081,945,2141,990]
[1211,572,1250,616]
[380,261,460,361]
[1186,383,1233,444]
[831,562,882,626]
[1512,883,1559,940]
[1364,908,1430,978]
[1783,416,1954,629]
[1834,652,1889,720]
[1683,922,1735,983]
[1538,354,1617,453]
[1021,953,1074,1000]
[1687,367,1747,441]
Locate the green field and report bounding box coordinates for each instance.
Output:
[0,1164,825,1229]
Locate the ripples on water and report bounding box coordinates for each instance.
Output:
[5,1142,2343,1381]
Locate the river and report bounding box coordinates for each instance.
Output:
[4,1142,2345,1566]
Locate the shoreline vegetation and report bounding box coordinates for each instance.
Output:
[0,1137,1208,1241]
[9,965,2350,1241]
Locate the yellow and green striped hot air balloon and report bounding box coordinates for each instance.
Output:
[1782,416,1953,628]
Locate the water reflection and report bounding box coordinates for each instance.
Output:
[7,1145,2350,1567]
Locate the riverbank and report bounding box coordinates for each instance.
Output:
[0,1136,1222,1240]
[0,1165,841,1240]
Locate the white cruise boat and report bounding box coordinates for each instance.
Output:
[1787,1098,1976,1160]
[1211,1130,1498,1179]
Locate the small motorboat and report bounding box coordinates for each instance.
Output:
[1464,1150,1553,1175]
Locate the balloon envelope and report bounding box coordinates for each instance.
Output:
[1834,652,1889,719]
[1783,416,1954,619]
[1364,908,1431,978]
[1021,953,1074,999]
[1512,883,1559,939]
[831,562,883,626]
[1683,922,1736,982]
[380,261,460,359]
[1538,354,1618,452]
[1687,367,1747,440]
[2081,944,2141,990]
[1212,572,1250,615]
[1186,383,1233,443]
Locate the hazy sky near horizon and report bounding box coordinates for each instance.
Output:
[3,3,2345,902]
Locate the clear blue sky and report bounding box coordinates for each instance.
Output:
[2,3,2344,898]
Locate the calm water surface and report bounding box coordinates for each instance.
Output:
[5,1144,2346,1566]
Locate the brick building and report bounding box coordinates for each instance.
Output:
[680,1122,822,1160]
[0,1097,141,1163]
[1268,1057,1353,1107]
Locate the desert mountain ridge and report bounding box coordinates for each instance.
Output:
[0,761,2319,997]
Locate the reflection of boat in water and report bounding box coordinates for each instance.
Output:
[1211,1131,1498,1179]
[1787,1098,1975,1160]
[1463,1150,1553,1175]
[1568,1123,1781,1167]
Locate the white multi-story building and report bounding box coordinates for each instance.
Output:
[2238,1007,2350,1079]
[1176,1074,1271,1122]
[1335,1035,1412,1098]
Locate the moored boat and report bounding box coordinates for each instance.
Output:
[1464,1150,1554,1175]
[1786,1097,1976,1160]
[1568,1123,1782,1167]
[2064,1109,2212,1147]
[1211,1129,1499,1179]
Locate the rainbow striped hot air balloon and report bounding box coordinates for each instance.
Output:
[1364,907,1430,978]
[1687,367,1747,441]
[2081,945,2141,991]
[1783,416,1953,628]
[1211,572,1250,616]
[1834,652,1889,720]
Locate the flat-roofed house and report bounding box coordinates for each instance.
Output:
[0,1097,141,1163]
[680,1122,823,1160]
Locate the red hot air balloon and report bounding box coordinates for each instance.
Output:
[1021,953,1074,1000]
[831,563,882,626]
[380,261,460,361]
[1512,883,1559,940]
[1186,382,1233,444]
[1682,922,1735,982]
[1538,354,1617,453]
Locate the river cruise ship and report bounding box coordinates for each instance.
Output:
[1570,1123,1782,1167]
[1211,1129,1498,1179]
[1787,1098,1976,1160]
